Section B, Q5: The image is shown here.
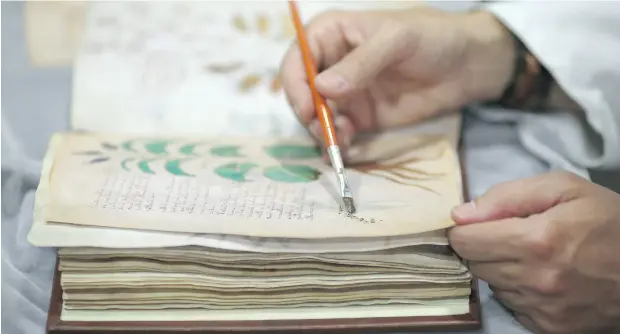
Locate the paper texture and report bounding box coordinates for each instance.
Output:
[43,132,462,238]
[58,245,469,275]
[28,134,454,252]
[24,1,87,67]
[61,301,470,322]
[70,1,427,135]
[57,243,470,312]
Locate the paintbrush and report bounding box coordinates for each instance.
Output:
[288,0,356,214]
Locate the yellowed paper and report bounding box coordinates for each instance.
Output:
[29,133,454,252]
[70,1,427,134]
[61,300,470,322]
[44,132,462,238]
[24,1,87,67]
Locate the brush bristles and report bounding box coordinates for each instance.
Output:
[343,196,356,214]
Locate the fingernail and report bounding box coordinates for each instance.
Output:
[316,73,348,91]
[452,201,477,219]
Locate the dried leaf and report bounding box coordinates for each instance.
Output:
[257,13,270,35]
[74,150,103,156]
[270,75,281,93]
[101,142,118,150]
[205,62,243,73]
[239,74,262,92]
[88,156,111,164]
[232,14,247,32]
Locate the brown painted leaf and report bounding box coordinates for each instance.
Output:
[239,74,262,92]
[232,14,247,32]
[270,75,281,93]
[257,13,270,35]
[74,150,103,156]
[101,142,118,150]
[205,62,243,73]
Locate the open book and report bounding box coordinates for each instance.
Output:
[31,131,471,323]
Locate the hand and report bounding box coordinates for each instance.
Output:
[448,171,620,334]
[280,7,515,152]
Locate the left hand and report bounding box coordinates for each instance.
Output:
[448,171,620,334]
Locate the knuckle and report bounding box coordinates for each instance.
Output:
[551,170,584,184]
[531,268,568,296]
[488,181,518,198]
[550,171,587,197]
[524,221,557,261]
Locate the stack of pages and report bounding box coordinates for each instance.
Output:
[30,131,471,322]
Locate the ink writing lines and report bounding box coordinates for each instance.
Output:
[93,171,154,212]
[90,172,315,220]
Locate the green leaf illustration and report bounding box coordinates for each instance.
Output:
[137,159,156,174]
[265,144,321,159]
[179,142,207,156]
[214,162,259,182]
[145,140,172,155]
[210,145,243,157]
[121,140,137,153]
[121,139,172,155]
[165,159,194,177]
[263,164,321,183]
[120,158,135,172]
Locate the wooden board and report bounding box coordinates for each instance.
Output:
[45,124,480,333]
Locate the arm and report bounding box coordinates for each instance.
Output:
[484,1,620,169]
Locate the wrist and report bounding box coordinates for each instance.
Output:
[460,11,516,104]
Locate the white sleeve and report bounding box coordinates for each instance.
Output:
[484,2,620,170]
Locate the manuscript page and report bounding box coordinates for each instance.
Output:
[44,132,462,238]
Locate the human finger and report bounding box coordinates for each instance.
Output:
[492,289,530,315]
[513,312,544,334]
[315,23,417,100]
[452,171,588,225]
[468,261,522,290]
[448,216,546,262]
[308,113,356,150]
[280,11,352,127]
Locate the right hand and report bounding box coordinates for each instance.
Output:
[280,7,516,154]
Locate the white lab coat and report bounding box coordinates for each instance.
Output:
[482,1,620,172]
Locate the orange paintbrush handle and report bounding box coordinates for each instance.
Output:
[288,1,338,148]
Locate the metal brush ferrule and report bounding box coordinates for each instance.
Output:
[327,146,352,198]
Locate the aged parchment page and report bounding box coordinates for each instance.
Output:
[69,1,436,136]
[24,1,87,67]
[61,300,470,322]
[29,132,454,251]
[44,132,462,238]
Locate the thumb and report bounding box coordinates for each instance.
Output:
[452,172,586,225]
[314,26,413,99]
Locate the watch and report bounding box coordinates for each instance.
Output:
[497,31,554,110]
